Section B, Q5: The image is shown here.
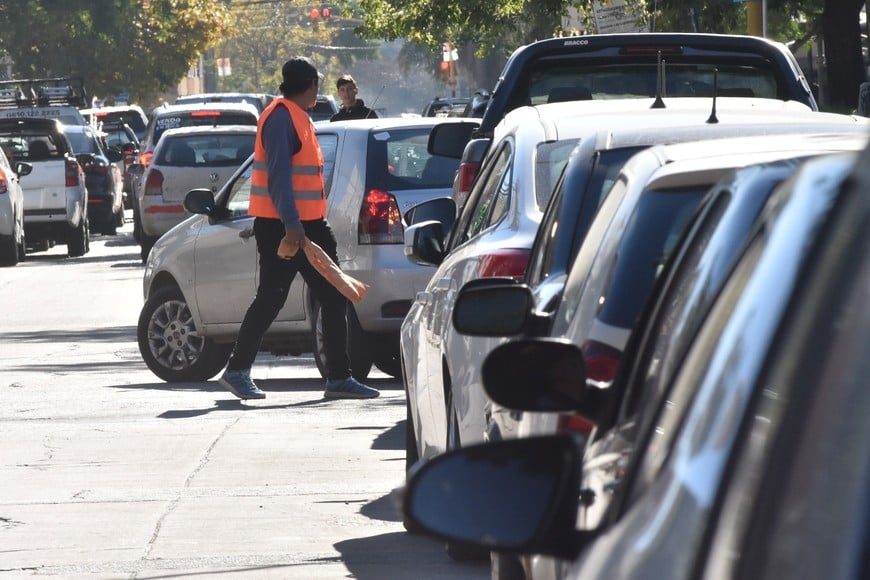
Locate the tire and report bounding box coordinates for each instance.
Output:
[312,300,372,381]
[67,216,88,257]
[137,286,232,382]
[372,338,402,378]
[0,233,18,266]
[115,206,125,227]
[133,204,142,243]
[103,209,118,235]
[140,233,158,262]
[492,553,527,580]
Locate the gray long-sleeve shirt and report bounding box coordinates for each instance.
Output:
[262,105,303,228]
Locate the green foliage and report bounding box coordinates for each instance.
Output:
[0,0,230,105]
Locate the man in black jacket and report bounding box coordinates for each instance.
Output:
[330,75,378,121]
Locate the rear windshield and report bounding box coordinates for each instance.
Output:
[364,126,460,191]
[598,187,707,328]
[0,130,70,161]
[527,62,779,105]
[92,110,147,137]
[155,133,256,167]
[66,130,102,155]
[175,95,267,114]
[152,112,258,146]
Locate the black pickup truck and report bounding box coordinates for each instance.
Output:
[430,32,818,195]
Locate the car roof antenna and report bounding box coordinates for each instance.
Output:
[651,51,666,109]
[706,68,720,124]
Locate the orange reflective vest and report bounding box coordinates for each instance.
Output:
[249,98,326,221]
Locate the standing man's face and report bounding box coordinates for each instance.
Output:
[337,83,357,107]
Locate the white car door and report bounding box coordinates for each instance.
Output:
[193,166,258,328]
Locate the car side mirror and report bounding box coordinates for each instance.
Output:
[404,220,447,266]
[127,163,144,176]
[427,122,479,159]
[403,196,456,230]
[453,281,532,336]
[14,161,32,177]
[184,188,218,216]
[105,148,123,163]
[402,435,588,559]
[483,338,591,412]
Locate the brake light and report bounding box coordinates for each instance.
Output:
[191,110,221,117]
[582,339,622,384]
[144,169,164,197]
[619,45,683,55]
[478,249,530,279]
[456,160,480,198]
[65,159,80,186]
[358,188,403,244]
[0,174,7,194]
[140,150,154,167]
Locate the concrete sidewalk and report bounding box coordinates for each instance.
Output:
[0,353,488,579]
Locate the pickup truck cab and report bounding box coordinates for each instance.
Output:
[431,32,819,199]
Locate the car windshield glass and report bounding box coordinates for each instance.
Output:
[67,131,100,155]
[534,138,580,210]
[155,133,256,167]
[94,111,146,136]
[528,62,779,104]
[366,127,460,191]
[598,187,707,328]
[153,113,257,145]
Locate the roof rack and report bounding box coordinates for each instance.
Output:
[0,77,88,110]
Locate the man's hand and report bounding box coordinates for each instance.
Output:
[277,225,307,259]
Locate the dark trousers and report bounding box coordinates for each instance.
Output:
[226,217,350,380]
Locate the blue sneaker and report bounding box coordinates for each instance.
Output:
[324,377,380,399]
[219,369,266,400]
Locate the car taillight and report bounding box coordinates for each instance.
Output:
[0,174,7,194]
[456,160,480,197]
[557,414,596,434]
[191,111,221,117]
[358,188,403,244]
[144,169,164,196]
[478,249,530,279]
[65,159,80,187]
[140,150,154,167]
[582,339,622,384]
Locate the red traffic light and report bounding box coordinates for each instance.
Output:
[310,8,320,19]
[322,7,330,18]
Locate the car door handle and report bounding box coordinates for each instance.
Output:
[433,278,452,291]
[238,227,254,239]
[415,291,431,305]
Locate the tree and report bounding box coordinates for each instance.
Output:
[0,0,231,105]
[350,0,867,110]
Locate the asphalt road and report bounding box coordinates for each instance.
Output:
[0,216,488,579]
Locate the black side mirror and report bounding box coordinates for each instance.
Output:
[105,148,123,163]
[453,281,531,336]
[14,161,32,177]
[403,196,456,230]
[184,188,218,216]
[403,435,587,559]
[404,220,447,266]
[427,122,479,159]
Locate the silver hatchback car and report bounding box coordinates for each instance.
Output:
[138,116,466,383]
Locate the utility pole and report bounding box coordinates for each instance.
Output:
[746,0,767,37]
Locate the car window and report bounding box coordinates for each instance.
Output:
[152,112,258,146]
[534,138,579,210]
[596,187,707,328]
[365,126,459,191]
[454,142,513,246]
[66,130,101,155]
[316,132,338,195]
[526,62,780,105]
[155,133,255,167]
[627,237,765,506]
[223,163,253,219]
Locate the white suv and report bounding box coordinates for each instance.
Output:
[0,118,90,257]
[138,116,468,383]
[0,145,32,266]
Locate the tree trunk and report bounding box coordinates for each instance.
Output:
[822,0,866,110]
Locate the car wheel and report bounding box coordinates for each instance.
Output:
[0,233,18,266]
[115,206,125,227]
[372,339,402,378]
[312,300,372,381]
[67,216,88,257]
[140,233,158,262]
[137,286,232,382]
[133,204,142,243]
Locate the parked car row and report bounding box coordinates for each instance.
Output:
[383,31,870,580]
[402,138,870,580]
